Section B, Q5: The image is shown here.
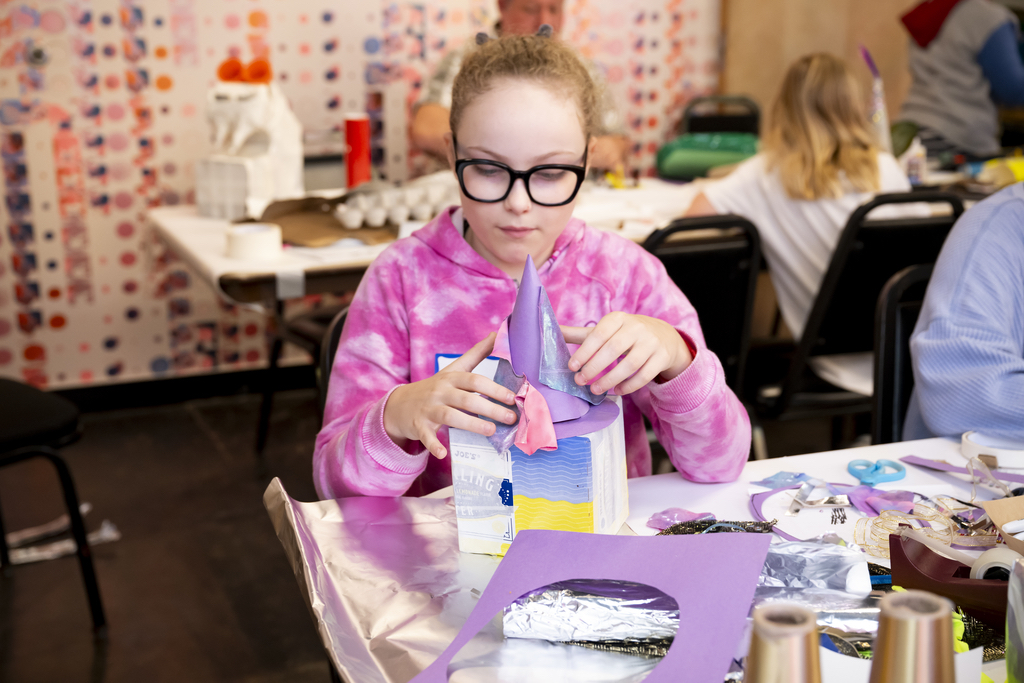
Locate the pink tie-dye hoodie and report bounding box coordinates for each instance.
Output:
[314,207,750,499]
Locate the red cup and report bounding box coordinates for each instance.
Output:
[345,113,371,189]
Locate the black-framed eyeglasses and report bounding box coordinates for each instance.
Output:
[452,134,588,207]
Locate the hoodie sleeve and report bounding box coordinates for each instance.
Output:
[617,242,751,482]
[313,252,430,499]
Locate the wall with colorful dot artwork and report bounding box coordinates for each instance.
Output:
[0,0,720,389]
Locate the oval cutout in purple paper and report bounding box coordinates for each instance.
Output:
[447,578,677,682]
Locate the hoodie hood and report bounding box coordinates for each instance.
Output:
[411,205,588,280]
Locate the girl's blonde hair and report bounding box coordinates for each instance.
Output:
[763,53,879,201]
[450,34,600,141]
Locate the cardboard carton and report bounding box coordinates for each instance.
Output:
[450,394,628,556]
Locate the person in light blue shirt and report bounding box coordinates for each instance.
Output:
[904,182,1024,441]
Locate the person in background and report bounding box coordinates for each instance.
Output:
[410,0,629,172]
[898,0,1024,162]
[314,34,749,499]
[683,53,923,396]
[903,182,1024,441]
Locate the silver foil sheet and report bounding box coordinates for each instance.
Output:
[503,579,679,642]
[758,539,871,595]
[264,478,662,683]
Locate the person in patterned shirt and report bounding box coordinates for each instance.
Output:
[410,0,629,174]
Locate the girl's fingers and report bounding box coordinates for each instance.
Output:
[452,372,515,405]
[452,389,518,425]
[575,330,634,386]
[444,332,497,374]
[420,429,448,459]
[590,345,650,394]
[568,316,624,374]
[614,357,663,396]
[559,325,593,345]
[439,406,503,437]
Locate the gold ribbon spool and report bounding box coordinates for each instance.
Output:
[745,603,821,683]
[868,590,955,683]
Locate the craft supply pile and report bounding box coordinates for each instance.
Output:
[469,434,1024,682]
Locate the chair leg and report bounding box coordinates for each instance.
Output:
[43,449,107,637]
[830,415,846,450]
[0,492,10,570]
[744,404,769,460]
[0,447,107,636]
[256,334,284,461]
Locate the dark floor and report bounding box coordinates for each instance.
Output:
[0,379,845,683]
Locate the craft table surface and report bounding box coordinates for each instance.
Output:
[147,179,700,304]
[267,436,1008,683]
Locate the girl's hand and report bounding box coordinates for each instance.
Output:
[561,314,693,396]
[382,333,518,459]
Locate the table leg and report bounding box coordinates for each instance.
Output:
[255,301,285,464]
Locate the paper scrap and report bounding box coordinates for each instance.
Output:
[409,530,771,683]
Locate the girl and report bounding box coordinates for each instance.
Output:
[685,53,925,394]
[314,34,750,499]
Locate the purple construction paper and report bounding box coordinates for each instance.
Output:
[509,256,604,421]
[508,256,543,397]
[749,486,802,542]
[551,399,619,438]
[902,455,1024,485]
[485,255,620,452]
[485,362,619,452]
[410,530,771,683]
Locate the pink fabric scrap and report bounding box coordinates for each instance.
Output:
[514,379,557,455]
[646,507,716,530]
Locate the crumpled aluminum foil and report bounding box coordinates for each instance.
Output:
[751,587,882,635]
[501,540,878,649]
[503,579,679,642]
[758,538,871,596]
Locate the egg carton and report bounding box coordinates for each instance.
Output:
[336,182,460,229]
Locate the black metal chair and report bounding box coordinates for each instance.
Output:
[681,95,760,135]
[314,306,349,683]
[749,192,963,448]
[642,215,762,393]
[872,264,933,445]
[0,378,106,637]
[317,307,349,416]
[643,215,764,460]
[257,303,347,458]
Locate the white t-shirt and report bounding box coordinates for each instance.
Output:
[702,152,927,395]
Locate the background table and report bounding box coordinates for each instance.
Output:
[147,179,700,306]
[148,205,391,305]
[266,436,1008,682]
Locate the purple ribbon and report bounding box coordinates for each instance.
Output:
[749,486,802,542]
[901,455,1024,485]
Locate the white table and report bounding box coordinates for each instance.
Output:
[147,178,700,306]
[148,205,392,305]
[265,437,1010,683]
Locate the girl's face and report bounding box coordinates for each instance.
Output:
[447,78,588,280]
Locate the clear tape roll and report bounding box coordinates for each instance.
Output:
[969,546,1024,580]
[226,222,282,261]
[962,431,1024,469]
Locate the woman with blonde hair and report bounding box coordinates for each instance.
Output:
[685,52,922,394]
